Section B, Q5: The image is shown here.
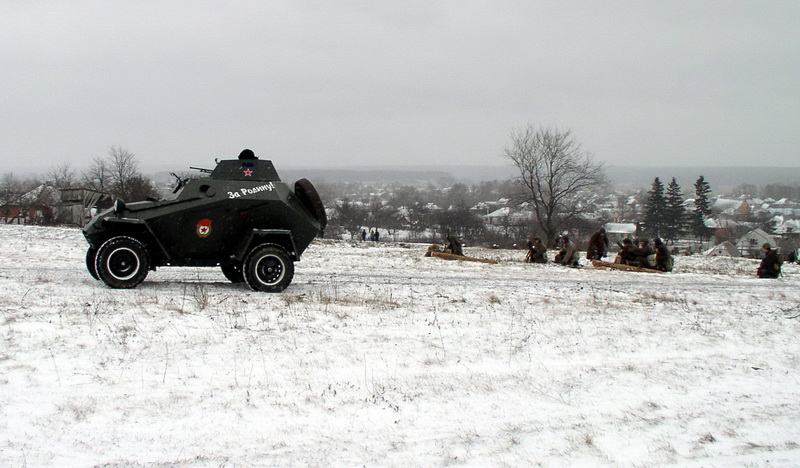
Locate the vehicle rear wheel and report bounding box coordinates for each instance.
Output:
[220,261,244,283]
[86,246,99,280]
[243,245,294,292]
[95,236,150,289]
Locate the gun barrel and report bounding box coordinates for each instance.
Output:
[190,166,213,174]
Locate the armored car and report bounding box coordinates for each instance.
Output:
[83,153,326,292]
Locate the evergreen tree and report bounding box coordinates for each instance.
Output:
[662,177,686,242]
[644,177,666,237]
[691,175,713,242]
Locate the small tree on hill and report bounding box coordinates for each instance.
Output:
[662,177,687,243]
[643,177,666,237]
[691,175,714,243]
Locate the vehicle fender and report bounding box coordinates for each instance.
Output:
[97,217,171,262]
[235,229,299,262]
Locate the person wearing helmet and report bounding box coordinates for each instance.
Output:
[615,238,637,265]
[632,238,656,268]
[525,236,547,263]
[653,238,673,272]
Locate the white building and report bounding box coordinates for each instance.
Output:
[736,228,778,258]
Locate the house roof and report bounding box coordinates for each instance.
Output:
[704,241,740,257]
[20,184,60,204]
[737,228,777,247]
[713,198,745,211]
[603,222,637,234]
[485,207,510,218]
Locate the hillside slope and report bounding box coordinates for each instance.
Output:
[1,225,799,466]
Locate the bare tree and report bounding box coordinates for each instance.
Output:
[504,125,606,245]
[47,163,76,189]
[434,204,485,241]
[368,199,404,240]
[79,146,157,201]
[0,173,23,205]
[108,146,139,200]
[125,174,158,202]
[81,156,111,192]
[405,203,431,241]
[332,198,368,239]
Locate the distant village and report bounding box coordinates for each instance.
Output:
[2,166,799,262]
[315,177,800,261]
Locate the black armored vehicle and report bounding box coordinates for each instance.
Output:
[83,150,326,292]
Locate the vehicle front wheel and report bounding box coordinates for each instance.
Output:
[220,261,244,283]
[86,246,99,280]
[243,245,294,292]
[95,236,150,289]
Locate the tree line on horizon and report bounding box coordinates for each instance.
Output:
[1,146,158,205]
[642,175,714,244]
[1,134,798,246]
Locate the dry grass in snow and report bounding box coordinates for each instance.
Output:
[1,225,800,466]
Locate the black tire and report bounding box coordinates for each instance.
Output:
[243,245,294,292]
[95,236,150,289]
[295,178,327,233]
[86,246,99,280]
[220,261,244,283]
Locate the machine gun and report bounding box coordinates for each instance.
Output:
[190,166,213,174]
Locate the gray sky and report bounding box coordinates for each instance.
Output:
[2,1,799,174]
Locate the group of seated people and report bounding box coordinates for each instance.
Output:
[615,237,673,272]
[525,233,673,272]
[524,231,791,278]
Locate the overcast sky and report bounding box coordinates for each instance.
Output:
[2,1,798,174]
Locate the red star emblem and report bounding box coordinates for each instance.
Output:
[243,169,253,176]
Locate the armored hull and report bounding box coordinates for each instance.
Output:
[83,158,326,292]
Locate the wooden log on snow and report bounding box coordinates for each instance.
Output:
[591,260,663,274]
[427,250,499,264]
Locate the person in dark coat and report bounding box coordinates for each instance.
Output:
[653,238,673,272]
[525,236,547,263]
[616,238,638,265]
[757,243,782,278]
[445,235,463,256]
[586,228,609,260]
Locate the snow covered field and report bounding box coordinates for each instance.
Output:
[1,224,799,466]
